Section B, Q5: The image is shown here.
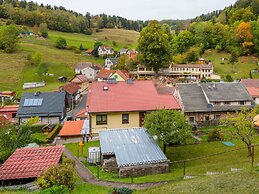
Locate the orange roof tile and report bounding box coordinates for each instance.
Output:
[59,120,84,137]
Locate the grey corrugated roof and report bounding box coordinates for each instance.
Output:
[177,83,255,113]
[200,82,253,102]
[99,128,168,167]
[17,92,65,118]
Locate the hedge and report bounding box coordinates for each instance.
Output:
[46,124,62,143]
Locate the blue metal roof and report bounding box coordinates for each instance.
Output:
[99,128,168,167]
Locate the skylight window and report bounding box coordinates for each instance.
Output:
[23,98,43,107]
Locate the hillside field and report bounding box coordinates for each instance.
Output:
[0,29,140,95]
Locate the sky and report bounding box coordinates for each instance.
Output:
[33,0,237,21]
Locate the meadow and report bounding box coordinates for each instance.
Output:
[0,29,140,95]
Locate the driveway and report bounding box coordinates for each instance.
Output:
[67,92,87,118]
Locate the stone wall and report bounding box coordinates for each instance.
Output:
[102,157,118,173]
[119,163,169,178]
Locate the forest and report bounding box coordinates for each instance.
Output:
[0,0,148,34]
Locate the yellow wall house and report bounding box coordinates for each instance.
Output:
[87,80,180,134]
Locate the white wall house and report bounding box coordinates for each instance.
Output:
[98,46,114,56]
[105,58,118,70]
[75,62,101,80]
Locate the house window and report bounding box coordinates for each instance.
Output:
[214,102,221,105]
[239,101,245,105]
[215,115,221,120]
[205,116,210,121]
[122,114,129,124]
[96,114,107,125]
[189,116,195,123]
[224,101,230,105]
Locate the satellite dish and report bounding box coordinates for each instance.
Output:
[207,103,214,110]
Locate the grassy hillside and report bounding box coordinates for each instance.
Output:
[202,50,259,80]
[136,170,259,194]
[0,29,139,95]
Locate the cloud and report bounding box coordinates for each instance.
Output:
[33,0,237,20]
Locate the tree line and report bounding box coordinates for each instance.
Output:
[0,0,148,33]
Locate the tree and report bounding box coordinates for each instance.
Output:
[186,47,200,62]
[0,124,32,163]
[79,44,84,50]
[31,52,43,66]
[39,23,48,38]
[138,20,172,74]
[0,24,19,53]
[225,74,233,82]
[144,109,191,154]
[173,30,195,54]
[55,37,67,49]
[223,106,259,156]
[229,49,239,72]
[37,62,48,80]
[37,162,76,191]
[92,41,103,57]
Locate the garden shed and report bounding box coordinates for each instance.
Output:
[99,127,169,177]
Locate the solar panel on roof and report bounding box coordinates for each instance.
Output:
[23,98,43,107]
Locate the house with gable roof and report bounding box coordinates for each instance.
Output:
[98,46,114,56]
[174,82,255,126]
[16,91,66,124]
[74,62,102,80]
[105,57,118,70]
[87,80,180,134]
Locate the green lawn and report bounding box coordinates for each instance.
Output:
[0,28,139,96]
[202,49,259,80]
[135,170,259,194]
[66,133,259,184]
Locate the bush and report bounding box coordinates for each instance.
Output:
[37,163,76,191]
[55,37,67,49]
[208,128,224,142]
[38,185,69,194]
[110,188,133,194]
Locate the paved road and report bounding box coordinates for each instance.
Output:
[62,147,168,190]
[67,92,87,118]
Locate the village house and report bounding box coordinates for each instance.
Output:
[127,50,138,59]
[166,63,221,80]
[61,82,81,110]
[98,46,114,56]
[104,57,118,70]
[240,79,259,104]
[74,62,102,80]
[0,91,16,104]
[0,105,19,122]
[174,82,255,126]
[87,80,180,134]
[16,91,66,125]
[0,146,64,185]
[70,74,90,92]
[99,127,169,178]
[97,70,129,82]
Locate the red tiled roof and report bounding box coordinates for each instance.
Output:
[241,79,259,87]
[0,91,16,97]
[116,70,130,80]
[87,80,180,113]
[0,146,64,181]
[75,109,88,118]
[63,82,80,95]
[97,70,116,79]
[0,105,19,113]
[245,87,259,97]
[59,120,84,136]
